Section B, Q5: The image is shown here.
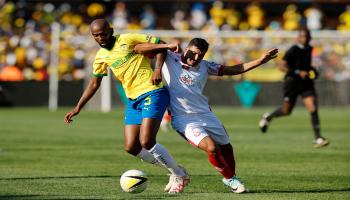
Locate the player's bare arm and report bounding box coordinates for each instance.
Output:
[64,77,103,124]
[134,41,179,85]
[222,48,278,76]
[152,51,166,85]
[134,42,180,54]
[277,60,289,72]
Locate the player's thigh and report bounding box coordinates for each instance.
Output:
[302,96,317,112]
[205,125,230,146]
[124,124,142,155]
[283,79,300,106]
[199,112,230,146]
[301,86,317,112]
[125,99,142,125]
[139,118,161,149]
[172,118,209,147]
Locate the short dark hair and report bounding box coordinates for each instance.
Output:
[299,27,311,38]
[188,38,209,52]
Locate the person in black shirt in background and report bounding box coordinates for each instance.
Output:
[259,28,330,148]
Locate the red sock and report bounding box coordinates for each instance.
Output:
[163,112,171,122]
[219,145,236,176]
[207,148,234,179]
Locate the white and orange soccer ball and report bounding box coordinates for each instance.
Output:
[120,169,148,193]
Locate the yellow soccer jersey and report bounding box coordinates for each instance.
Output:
[92,33,163,99]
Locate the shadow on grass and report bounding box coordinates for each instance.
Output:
[0,194,174,200]
[248,188,350,194]
[0,175,121,180]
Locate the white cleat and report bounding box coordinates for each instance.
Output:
[259,113,270,133]
[164,174,174,192]
[313,137,330,148]
[164,165,190,192]
[222,177,247,194]
[168,176,187,194]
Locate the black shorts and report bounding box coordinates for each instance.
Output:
[283,76,317,104]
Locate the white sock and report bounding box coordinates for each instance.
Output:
[149,143,185,176]
[137,148,168,170]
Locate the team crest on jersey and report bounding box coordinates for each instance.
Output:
[179,73,195,86]
[192,128,201,137]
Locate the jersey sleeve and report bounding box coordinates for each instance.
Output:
[92,51,108,77]
[123,33,160,45]
[205,60,224,76]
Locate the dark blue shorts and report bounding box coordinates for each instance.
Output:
[125,88,169,125]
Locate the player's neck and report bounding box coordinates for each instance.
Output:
[103,36,116,50]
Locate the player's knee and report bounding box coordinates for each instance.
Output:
[124,145,139,156]
[140,139,156,150]
[199,136,217,153]
[206,144,217,154]
[282,108,292,115]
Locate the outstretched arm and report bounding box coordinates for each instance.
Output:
[222,48,278,76]
[64,76,103,123]
[134,42,181,54]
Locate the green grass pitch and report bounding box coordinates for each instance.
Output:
[0,107,349,200]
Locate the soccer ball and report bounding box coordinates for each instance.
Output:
[120,169,148,193]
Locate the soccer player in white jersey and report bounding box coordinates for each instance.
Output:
[134,38,278,193]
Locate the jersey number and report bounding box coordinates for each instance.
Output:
[144,97,151,106]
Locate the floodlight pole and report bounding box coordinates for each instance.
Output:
[49,22,60,111]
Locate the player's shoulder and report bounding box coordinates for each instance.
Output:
[120,33,148,40]
[167,50,181,60]
[118,33,133,41]
[201,59,218,67]
[289,44,299,50]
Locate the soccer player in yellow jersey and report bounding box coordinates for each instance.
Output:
[64,19,188,194]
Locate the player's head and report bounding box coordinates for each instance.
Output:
[90,19,114,49]
[183,38,209,67]
[297,28,311,46]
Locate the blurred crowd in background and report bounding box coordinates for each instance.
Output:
[0,0,350,82]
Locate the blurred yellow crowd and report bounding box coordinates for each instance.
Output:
[0,1,349,82]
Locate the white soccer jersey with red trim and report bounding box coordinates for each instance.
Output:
[162,51,224,116]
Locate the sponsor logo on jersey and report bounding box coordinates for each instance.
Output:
[179,73,195,86]
[110,52,136,68]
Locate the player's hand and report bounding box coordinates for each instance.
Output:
[308,67,318,80]
[151,68,162,85]
[298,70,309,79]
[260,48,279,65]
[64,108,80,124]
[168,43,182,53]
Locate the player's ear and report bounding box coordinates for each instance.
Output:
[107,23,114,35]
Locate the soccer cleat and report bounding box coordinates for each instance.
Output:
[168,176,187,194]
[313,137,330,148]
[222,176,247,193]
[164,165,190,192]
[259,113,270,133]
[164,174,174,192]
